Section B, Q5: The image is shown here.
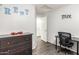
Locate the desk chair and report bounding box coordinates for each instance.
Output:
[58,32,74,54]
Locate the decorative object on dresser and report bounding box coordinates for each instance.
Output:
[0,32,32,55]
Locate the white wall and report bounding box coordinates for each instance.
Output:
[47,5,79,52]
[0,4,36,49]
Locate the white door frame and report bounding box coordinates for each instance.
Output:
[36,16,48,42]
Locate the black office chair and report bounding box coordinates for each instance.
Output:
[58,32,74,54]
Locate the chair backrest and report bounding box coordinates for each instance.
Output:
[58,32,71,46]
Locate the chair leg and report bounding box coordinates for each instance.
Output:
[57,44,62,53]
[65,48,66,55]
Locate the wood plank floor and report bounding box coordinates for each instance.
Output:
[32,39,76,55]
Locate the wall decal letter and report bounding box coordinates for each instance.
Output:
[4,8,11,15]
[13,7,18,13]
[25,9,29,15]
[20,11,24,15]
[62,14,71,19]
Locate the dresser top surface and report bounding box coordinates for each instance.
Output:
[0,32,33,38]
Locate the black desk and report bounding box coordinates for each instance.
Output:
[55,35,79,55]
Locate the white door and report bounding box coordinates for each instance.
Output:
[37,16,47,42]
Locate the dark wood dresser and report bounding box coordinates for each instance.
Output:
[0,33,32,55]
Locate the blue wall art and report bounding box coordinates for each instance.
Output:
[0,7,29,16]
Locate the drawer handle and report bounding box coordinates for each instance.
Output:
[7,42,10,45]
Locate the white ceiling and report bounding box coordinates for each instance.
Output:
[35,4,68,14]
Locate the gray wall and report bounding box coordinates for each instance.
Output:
[47,5,79,52]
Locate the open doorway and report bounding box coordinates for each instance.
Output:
[36,16,47,42]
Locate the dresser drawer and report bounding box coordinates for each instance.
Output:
[0,48,9,55]
[0,38,11,48]
[8,45,29,54]
[0,37,24,47]
[0,43,31,55]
